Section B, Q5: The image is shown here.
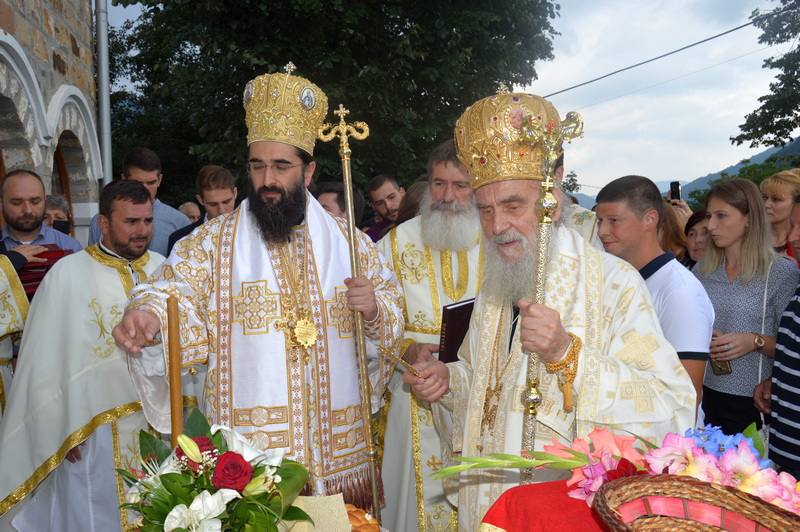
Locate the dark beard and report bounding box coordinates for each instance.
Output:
[247,178,307,244]
[3,211,44,234]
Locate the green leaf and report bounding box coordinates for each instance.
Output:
[281,505,313,524]
[743,422,766,458]
[183,407,212,437]
[116,468,141,487]
[140,430,172,466]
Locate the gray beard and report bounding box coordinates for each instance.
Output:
[419,188,480,251]
[479,225,560,306]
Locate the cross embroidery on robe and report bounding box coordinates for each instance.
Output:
[232,280,281,335]
[571,211,594,225]
[613,329,658,370]
[325,287,354,338]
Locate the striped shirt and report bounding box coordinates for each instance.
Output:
[770,283,800,472]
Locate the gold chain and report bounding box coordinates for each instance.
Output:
[481,307,517,437]
[273,229,317,359]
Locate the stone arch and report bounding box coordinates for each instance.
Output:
[0,32,50,149]
[0,62,41,174]
[48,89,101,202]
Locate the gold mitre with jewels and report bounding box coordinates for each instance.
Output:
[243,63,328,155]
[455,92,582,189]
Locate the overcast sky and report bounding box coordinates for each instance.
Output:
[526,0,792,194]
[109,1,793,195]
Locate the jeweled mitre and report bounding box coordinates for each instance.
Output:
[455,93,563,190]
[243,69,328,155]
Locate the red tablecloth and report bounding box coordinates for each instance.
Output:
[479,481,610,532]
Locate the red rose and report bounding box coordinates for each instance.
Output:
[212,451,254,491]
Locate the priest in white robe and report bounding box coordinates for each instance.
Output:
[404,92,696,531]
[0,256,28,417]
[377,140,483,532]
[0,180,165,532]
[114,67,404,510]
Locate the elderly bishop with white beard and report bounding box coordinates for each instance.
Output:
[377,140,483,532]
[403,92,695,532]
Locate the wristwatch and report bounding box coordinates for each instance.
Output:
[753,333,765,351]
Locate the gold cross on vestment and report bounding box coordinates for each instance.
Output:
[614,329,658,370]
[426,455,443,471]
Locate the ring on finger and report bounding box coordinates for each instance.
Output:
[725,343,733,351]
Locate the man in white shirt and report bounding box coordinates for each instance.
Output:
[595,174,714,406]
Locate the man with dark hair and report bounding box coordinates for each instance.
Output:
[0,179,165,531]
[365,173,405,241]
[595,174,713,406]
[88,147,190,256]
[113,67,403,507]
[312,181,365,224]
[377,139,480,532]
[0,169,82,270]
[167,165,239,252]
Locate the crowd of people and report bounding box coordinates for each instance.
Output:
[0,67,796,532]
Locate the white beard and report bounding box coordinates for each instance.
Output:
[419,188,480,251]
[480,225,561,306]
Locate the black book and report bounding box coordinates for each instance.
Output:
[438,298,475,363]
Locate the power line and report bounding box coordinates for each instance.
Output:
[544,5,796,98]
[569,47,775,111]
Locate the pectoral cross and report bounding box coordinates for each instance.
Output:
[274,308,317,361]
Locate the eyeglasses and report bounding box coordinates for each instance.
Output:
[246,162,303,177]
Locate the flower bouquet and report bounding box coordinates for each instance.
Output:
[118,408,311,532]
[433,423,800,516]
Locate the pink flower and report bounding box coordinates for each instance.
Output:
[585,428,646,466]
[544,437,592,487]
[644,433,696,474]
[679,448,728,484]
[545,429,646,488]
[568,450,619,506]
[769,472,800,514]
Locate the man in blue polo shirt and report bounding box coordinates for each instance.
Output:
[596,174,714,411]
[754,192,800,477]
[88,148,189,256]
[0,169,82,270]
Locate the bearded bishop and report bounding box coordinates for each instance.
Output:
[115,66,405,509]
[403,92,696,532]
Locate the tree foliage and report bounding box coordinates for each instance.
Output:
[561,170,581,194]
[685,153,800,211]
[110,0,560,206]
[731,0,800,148]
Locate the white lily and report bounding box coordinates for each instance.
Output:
[210,425,285,466]
[163,489,240,532]
[157,452,181,475]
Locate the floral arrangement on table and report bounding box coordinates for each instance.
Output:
[118,409,311,532]
[433,423,800,515]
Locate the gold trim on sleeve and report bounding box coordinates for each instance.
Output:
[0,254,29,323]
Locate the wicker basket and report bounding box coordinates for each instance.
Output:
[593,474,800,531]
